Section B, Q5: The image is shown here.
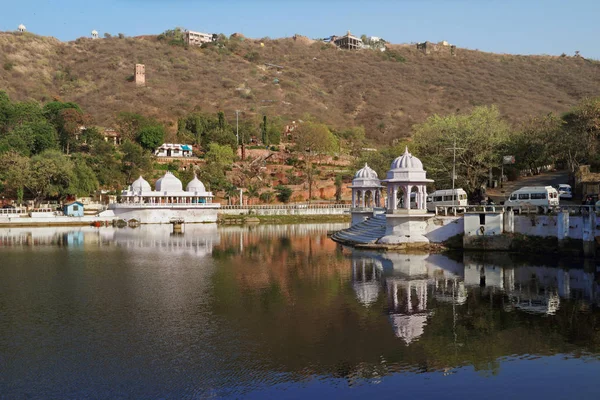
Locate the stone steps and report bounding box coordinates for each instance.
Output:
[332,214,386,244]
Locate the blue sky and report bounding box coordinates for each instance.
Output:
[2,0,599,58]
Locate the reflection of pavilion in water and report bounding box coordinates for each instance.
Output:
[464,256,600,314]
[0,225,219,256]
[0,227,114,247]
[351,252,600,342]
[112,225,219,256]
[352,253,466,344]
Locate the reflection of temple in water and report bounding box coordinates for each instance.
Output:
[352,258,382,307]
[351,252,466,344]
[351,251,600,342]
[0,225,219,256]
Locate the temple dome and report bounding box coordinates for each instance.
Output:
[186,174,206,192]
[131,176,151,192]
[354,163,378,179]
[155,171,183,192]
[353,282,380,307]
[390,147,424,171]
[18,24,26,31]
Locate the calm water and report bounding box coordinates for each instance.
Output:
[1,224,600,399]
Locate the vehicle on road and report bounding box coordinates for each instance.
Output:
[505,186,559,213]
[426,189,468,212]
[557,184,572,200]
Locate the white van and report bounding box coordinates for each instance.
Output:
[505,186,559,212]
[426,189,468,212]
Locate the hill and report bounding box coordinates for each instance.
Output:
[2,31,600,143]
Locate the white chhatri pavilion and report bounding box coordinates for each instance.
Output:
[378,147,434,246]
[383,147,433,214]
[91,30,99,39]
[17,24,26,32]
[349,163,384,225]
[350,163,382,209]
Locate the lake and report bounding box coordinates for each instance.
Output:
[1,224,600,399]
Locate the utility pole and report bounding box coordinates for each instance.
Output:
[446,138,464,206]
[235,110,240,146]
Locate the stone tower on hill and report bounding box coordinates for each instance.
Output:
[135,64,145,87]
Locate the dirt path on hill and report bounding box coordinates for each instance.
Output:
[486,170,571,203]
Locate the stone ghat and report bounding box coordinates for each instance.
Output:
[331,208,600,257]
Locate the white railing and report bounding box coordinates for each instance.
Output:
[113,203,220,208]
[435,204,596,216]
[0,208,27,216]
[220,204,350,210]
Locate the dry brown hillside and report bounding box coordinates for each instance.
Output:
[2,31,600,143]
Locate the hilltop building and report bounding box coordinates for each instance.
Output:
[91,30,99,39]
[103,128,121,145]
[154,143,193,158]
[333,31,363,50]
[17,24,26,33]
[185,30,216,46]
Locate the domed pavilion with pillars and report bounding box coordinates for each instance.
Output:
[383,147,433,214]
[378,147,434,246]
[349,163,384,225]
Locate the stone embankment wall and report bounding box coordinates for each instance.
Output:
[219,205,349,216]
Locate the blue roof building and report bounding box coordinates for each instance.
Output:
[63,201,84,217]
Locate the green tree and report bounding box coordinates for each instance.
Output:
[56,108,92,154]
[412,105,511,197]
[559,97,600,172]
[336,126,366,156]
[261,115,268,146]
[205,143,235,167]
[69,156,99,196]
[259,191,275,204]
[245,184,260,205]
[26,150,74,203]
[294,122,338,156]
[121,141,153,184]
[0,151,29,204]
[137,125,165,150]
[509,114,561,174]
[275,184,293,203]
[334,174,344,202]
[116,112,148,142]
[42,101,81,130]
[87,141,123,190]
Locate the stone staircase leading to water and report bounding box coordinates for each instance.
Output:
[331,214,386,244]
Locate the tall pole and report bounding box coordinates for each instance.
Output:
[446,137,464,207]
[452,138,456,206]
[235,110,240,146]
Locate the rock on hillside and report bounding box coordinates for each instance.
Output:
[1,31,600,143]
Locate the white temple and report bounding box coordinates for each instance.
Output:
[122,172,214,204]
[384,147,433,213]
[17,24,26,33]
[107,171,220,224]
[91,30,99,39]
[333,147,435,247]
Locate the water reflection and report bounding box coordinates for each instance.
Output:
[2,224,600,398]
[349,251,600,345]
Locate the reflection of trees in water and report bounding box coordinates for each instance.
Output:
[208,236,600,382]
